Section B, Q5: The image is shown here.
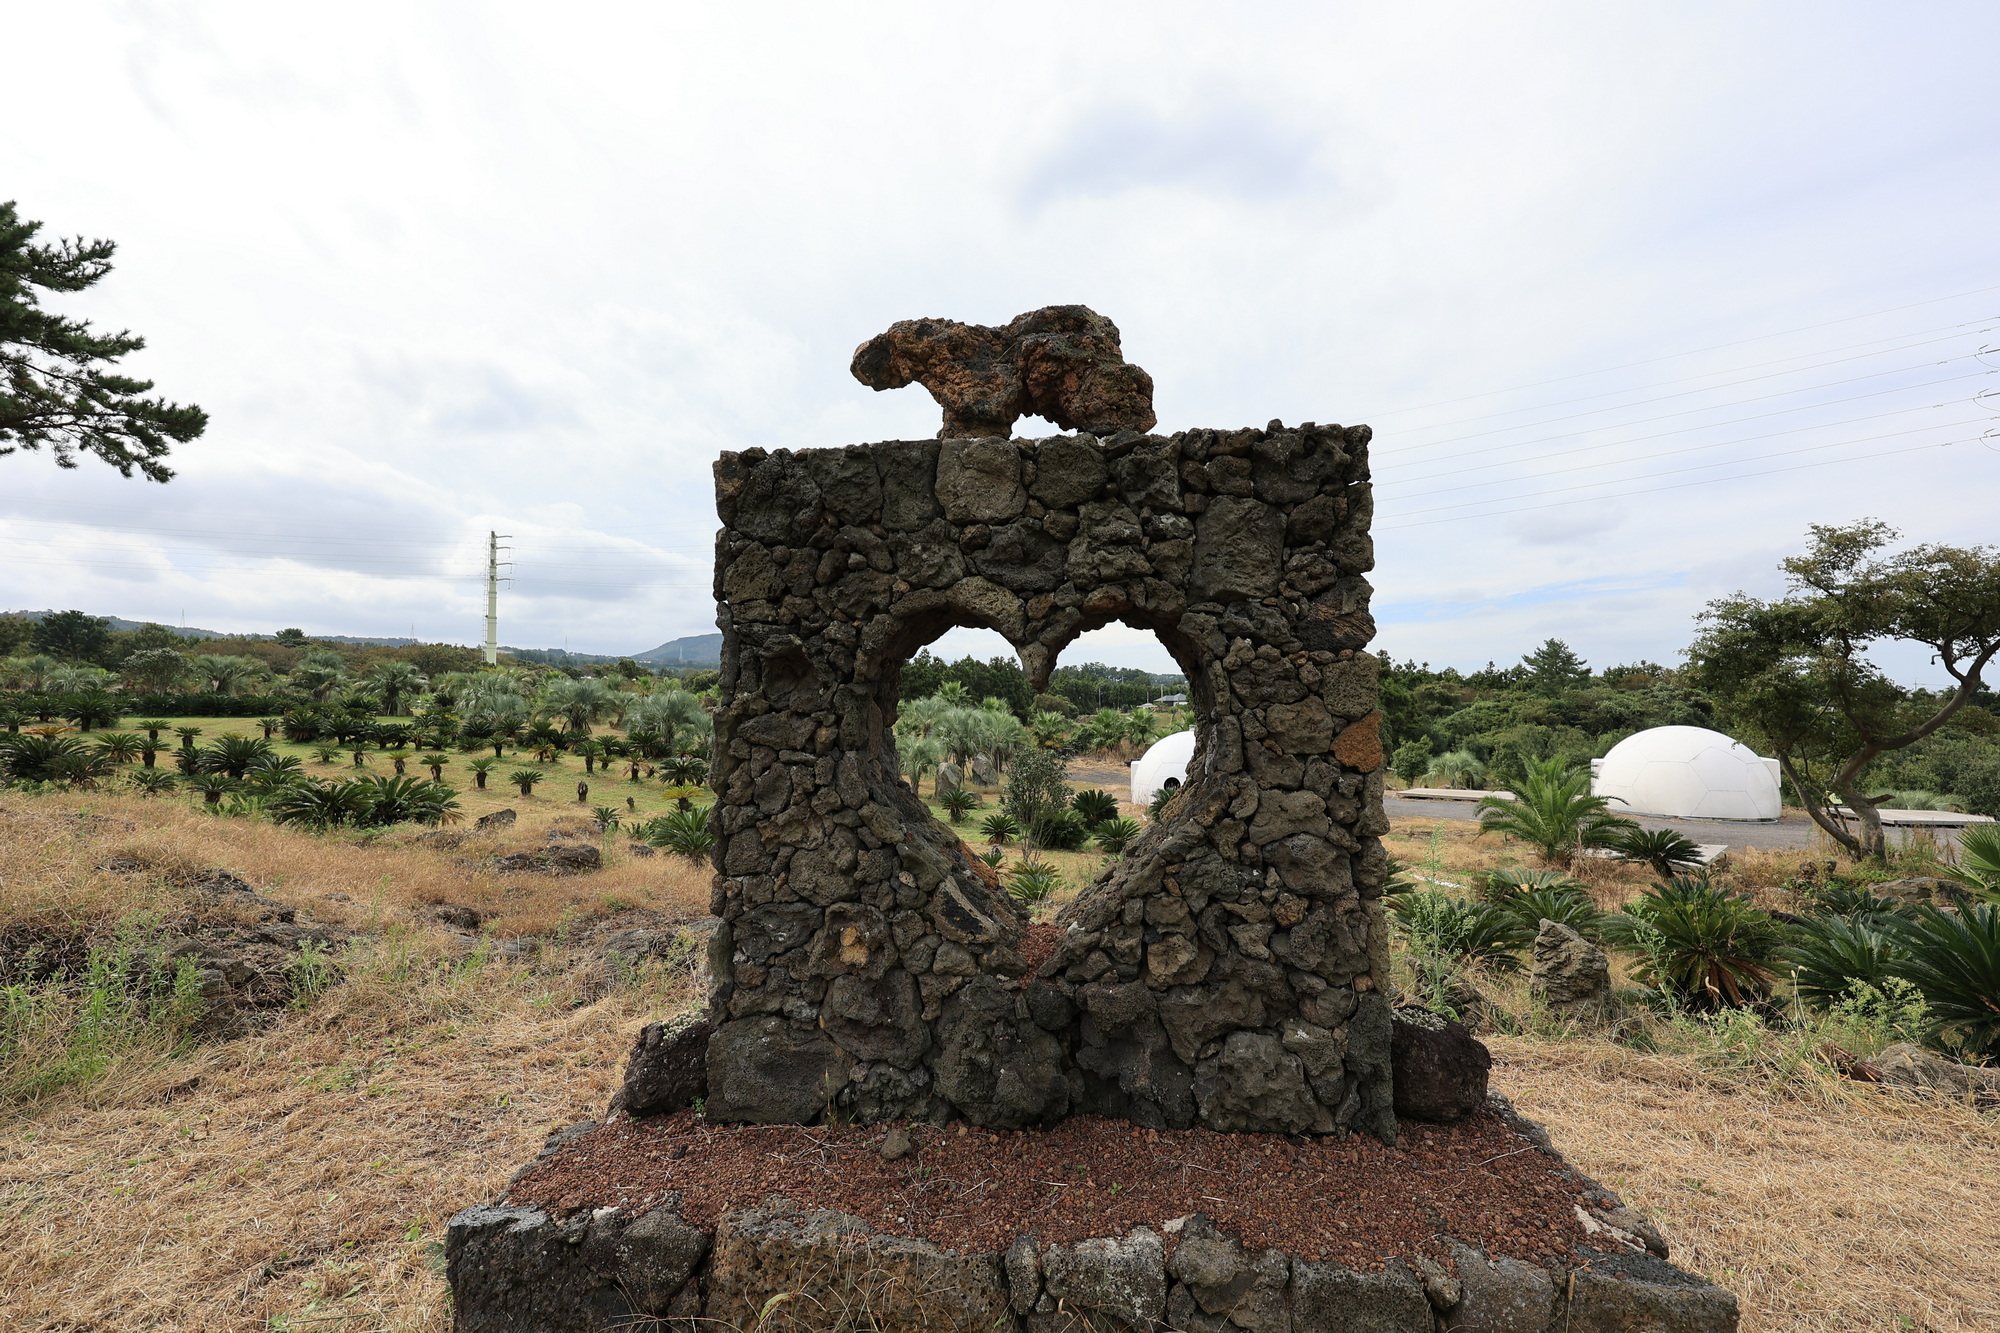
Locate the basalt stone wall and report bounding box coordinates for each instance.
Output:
[707,422,1392,1137]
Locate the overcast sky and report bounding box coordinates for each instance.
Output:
[5,3,1996,680]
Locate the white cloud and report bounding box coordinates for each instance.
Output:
[2,0,1996,683]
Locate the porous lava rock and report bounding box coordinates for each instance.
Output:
[608,1008,712,1119]
[1529,919,1612,1022]
[707,420,1392,1137]
[1389,1007,1491,1123]
[851,305,1156,439]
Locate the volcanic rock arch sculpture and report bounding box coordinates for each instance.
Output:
[707,416,1395,1139]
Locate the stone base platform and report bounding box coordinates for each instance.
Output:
[447,1096,1737,1332]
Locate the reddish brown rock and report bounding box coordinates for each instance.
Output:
[851,305,1156,439]
[1333,710,1385,771]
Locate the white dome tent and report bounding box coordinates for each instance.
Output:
[1130,729,1196,807]
[1590,725,1783,822]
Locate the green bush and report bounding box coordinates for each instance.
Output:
[979,813,1024,844]
[1093,816,1142,855]
[1029,810,1091,851]
[1608,826,1707,878]
[1070,788,1119,828]
[1007,857,1064,910]
[1782,914,1904,1007]
[1476,756,1637,866]
[1886,904,2000,1059]
[1608,876,1789,1009]
[938,788,978,823]
[638,807,716,863]
[1389,890,1532,972]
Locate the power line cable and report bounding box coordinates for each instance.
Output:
[1361,281,2000,419]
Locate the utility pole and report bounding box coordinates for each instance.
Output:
[484,531,512,666]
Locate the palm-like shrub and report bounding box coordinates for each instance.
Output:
[640,807,716,862]
[1608,876,1789,1009]
[509,768,545,797]
[188,772,236,805]
[1423,749,1488,790]
[128,768,177,794]
[1008,857,1064,910]
[1093,816,1143,855]
[47,749,114,788]
[1608,827,1707,878]
[660,755,709,787]
[938,788,979,823]
[1783,914,1905,1007]
[1885,904,2000,1059]
[1477,756,1638,866]
[1070,788,1119,828]
[592,806,621,828]
[256,716,282,740]
[1493,886,1608,940]
[366,661,427,716]
[243,754,304,788]
[1476,868,1587,901]
[63,692,122,731]
[467,757,499,789]
[1030,809,1091,852]
[270,778,373,829]
[203,734,275,778]
[1148,786,1178,820]
[522,723,566,761]
[134,719,172,744]
[310,744,342,765]
[174,726,203,750]
[355,775,460,826]
[1388,890,1533,972]
[93,732,144,764]
[0,734,94,783]
[979,813,1024,844]
[420,753,450,781]
[1947,825,2000,903]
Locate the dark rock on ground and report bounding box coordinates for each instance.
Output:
[1857,1042,2000,1103]
[446,1199,706,1333]
[609,1009,711,1119]
[431,903,484,931]
[1529,919,1611,1022]
[1390,1006,1491,1122]
[1568,1246,1740,1331]
[494,843,602,875]
[473,809,517,831]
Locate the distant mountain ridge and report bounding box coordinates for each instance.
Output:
[633,633,722,666]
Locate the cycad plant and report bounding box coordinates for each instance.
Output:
[1477,756,1638,867]
[1008,856,1064,911]
[1608,875,1789,1009]
[1783,914,1905,1007]
[640,807,716,863]
[1608,827,1707,879]
[1070,788,1119,828]
[979,813,1024,844]
[92,732,144,765]
[1388,889,1533,972]
[938,788,978,824]
[1946,825,2000,903]
[188,773,236,806]
[1885,904,2000,1059]
[420,753,450,781]
[509,768,545,797]
[1093,816,1143,855]
[128,768,177,795]
[466,757,499,789]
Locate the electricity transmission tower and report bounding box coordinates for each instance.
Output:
[484,532,513,666]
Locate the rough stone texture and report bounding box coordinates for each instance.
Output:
[1528,919,1612,1021]
[851,306,1156,440]
[608,1008,711,1119]
[449,1147,1740,1332]
[1445,1239,1557,1333]
[708,421,1392,1137]
[1389,1008,1491,1123]
[445,1199,707,1333]
[1857,1041,2000,1102]
[705,1197,1011,1333]
[473,808,517,831]
[1566,1247,1741,1332]
[494,843,602,875]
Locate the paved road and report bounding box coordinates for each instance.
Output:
[1385,796,1824,851]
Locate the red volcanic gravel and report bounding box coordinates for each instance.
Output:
[1015,922,1061,972]
[508,1111,1590,1271]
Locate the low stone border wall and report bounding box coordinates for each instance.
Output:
[447,1099,1737,1332]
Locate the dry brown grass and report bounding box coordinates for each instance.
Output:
[7,793,1996,1331]
[1490,1035,2000,1333]
[0,789,710,1332]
